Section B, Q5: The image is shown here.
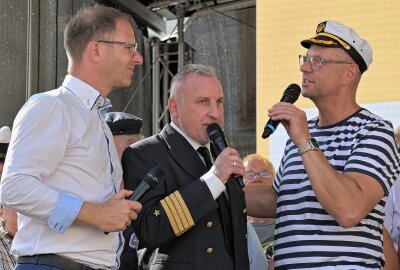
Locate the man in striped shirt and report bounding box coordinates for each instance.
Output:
[246,20,400,269]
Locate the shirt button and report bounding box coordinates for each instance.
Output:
[243,208,247,214]
[206,247,213,254]
[206,221,213,228]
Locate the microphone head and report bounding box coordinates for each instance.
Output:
[207,123,224,142]
[282,83,301,103]
[144,166,164,188]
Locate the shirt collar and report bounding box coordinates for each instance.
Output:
[170,122,211,152]
[62,75,111,111]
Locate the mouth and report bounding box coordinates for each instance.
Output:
[302,78,314,85]
[248,181,266,186]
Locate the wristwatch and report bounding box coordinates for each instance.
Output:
[298,137,320,155]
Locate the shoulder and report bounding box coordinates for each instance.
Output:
[353,109,395,133]
[15,89,67,123]
[130,133,165,152]
[26,89,62,106]
[122,134,166,166]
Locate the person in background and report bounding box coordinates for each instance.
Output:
[395,126,400,146]
[0,126,17,269]
[122,64,249,270]
[383,226,399,270]
[0,5,143,270]
[0,126,11,178]
[245,20,400,269]
[243,153,276,263]
[105,111,143,270]
[247,222,268,270]
[105,112,143,159]
[384,126,400,268]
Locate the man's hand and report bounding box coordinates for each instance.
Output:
[76,189,142,232]
[268,102,310,146]
[213,147,245,184]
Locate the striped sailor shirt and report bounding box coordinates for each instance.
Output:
[273,108,400,269]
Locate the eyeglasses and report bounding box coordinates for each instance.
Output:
[299,55,353,71]
[244,171,272,180]
[97,40,138,57]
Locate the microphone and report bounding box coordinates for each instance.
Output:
[104,166,163,235]
[129,166,164,201]
[207,123,245,188]
[261,83,301,139]
[104,166,165,235]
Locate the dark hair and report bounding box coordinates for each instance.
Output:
[64,5,135,62]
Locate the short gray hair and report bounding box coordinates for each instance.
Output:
[170,64,217,98]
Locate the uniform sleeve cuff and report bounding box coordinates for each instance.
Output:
[201,167,226,200]
[48,192,83,233]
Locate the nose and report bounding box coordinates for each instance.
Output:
[300,60,312,73]
[133,51,144,65]
[208,102,221,120]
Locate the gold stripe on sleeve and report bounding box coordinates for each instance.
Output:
[160,198,180,236]
[164,196,185,234]
[172,191,195,229]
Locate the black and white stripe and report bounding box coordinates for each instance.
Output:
[273,108,400,269]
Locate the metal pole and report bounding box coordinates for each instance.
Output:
[176,4,185,71]
[152,38,161,134]
[162,44,170,124]
[26,0,35,99]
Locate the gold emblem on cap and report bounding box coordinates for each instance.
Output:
[308,38,336,46]
[318,33,351,50]
[316,22,326,33]
[153,209,160,217]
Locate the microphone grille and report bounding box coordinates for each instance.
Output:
[283,84,301,103]
[207,123,223,142]
[146,166,164,187]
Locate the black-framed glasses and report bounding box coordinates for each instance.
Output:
[244,171,272,180]
[97,40,138,57]
[299,55,353,71]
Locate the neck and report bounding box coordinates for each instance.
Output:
[314,99,360,126]
[69,67,110,98]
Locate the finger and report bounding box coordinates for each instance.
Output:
[115,189,134,199]
[220,147,239,157]
[129,210,138,220]
[125,219,132,227]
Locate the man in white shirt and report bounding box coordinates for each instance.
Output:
[0,5,143,270]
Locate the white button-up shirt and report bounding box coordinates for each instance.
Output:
[0,75,123,269]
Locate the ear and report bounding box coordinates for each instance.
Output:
[343,64,359,85]
[168,97,178,119]
[86,41,102,63]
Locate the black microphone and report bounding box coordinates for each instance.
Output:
[261,83,301,139]
[104,166,163,235]
[207,123,245,188]
[129,166,164,201]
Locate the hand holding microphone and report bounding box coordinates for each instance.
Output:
[129,166,164,201]
[207,123,245,188]
[261,84,301,139]
[104,166,163,234]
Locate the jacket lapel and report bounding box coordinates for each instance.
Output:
[160,124,207,179]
